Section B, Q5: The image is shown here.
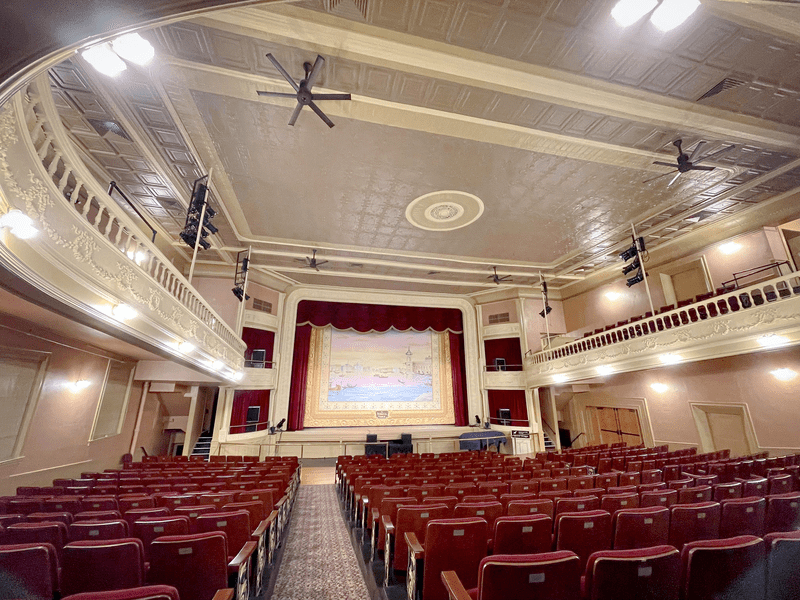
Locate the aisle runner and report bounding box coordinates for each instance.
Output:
[272,485,370,600]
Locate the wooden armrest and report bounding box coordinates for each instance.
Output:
[229,541,258,569]
[381,514,394,535]
[211,589,234,600]
[275,497,287,509]
[371,507,380,525]
[252,519,268,538]
[441,571,472,600]
[405,532,424,558]
[264,509,278,526]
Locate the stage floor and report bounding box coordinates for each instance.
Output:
[300,457,336,485]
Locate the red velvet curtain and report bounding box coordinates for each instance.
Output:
[241,327,275,365]
[288,302,468,431]
[288,325,312,431]
[484,337,523,371]
[230,389,271,434]
[487,389,528,424]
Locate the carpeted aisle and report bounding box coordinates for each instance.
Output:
[271,484,371,600]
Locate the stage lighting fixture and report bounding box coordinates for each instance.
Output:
[622,257,640,275]
[636,236,646,253]
[475,415,481,425]
[232,286,250,301]
[539,305,552,318]
[626,269,644,287]
[620,245,637,262]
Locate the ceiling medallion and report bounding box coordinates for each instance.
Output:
[406,191,484,231]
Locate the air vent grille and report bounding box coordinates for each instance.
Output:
[252,298,272,314]
[697,78,746,101]
[488,312,510,324]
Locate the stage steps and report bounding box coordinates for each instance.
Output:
[190,434,212,460]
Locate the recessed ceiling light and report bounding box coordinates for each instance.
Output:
[771,368,797,382]
[111,33,155,66]
[553,374,568,383]
[210,359,224,371]
[178,341,195,353]
[597,365,615,376]
[82,44,127,77]
[719,241,742,255]
[232,371,244,382]
[605,291,622,301]
[659,353,682,365]
[0,209,37,239]
[650,0,700,32]
[650,382,669,393]
[758,334,789,348]
[612,0,657,27]
[112,304,138,321]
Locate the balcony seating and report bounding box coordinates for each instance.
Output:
[583,545,680,600]
[61,538,145,596]
[681,535,765,600]
[0,542,60,600]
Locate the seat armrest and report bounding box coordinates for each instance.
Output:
[275,496,287,509]
[371,507,380,526]
[381,514,395,535]
[212,589,235,600]
[405,532,424,559]
[229,541,258,569]
[252,519,268,538]
[441,571,472,600]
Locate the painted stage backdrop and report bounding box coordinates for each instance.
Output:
[303,327,456,428]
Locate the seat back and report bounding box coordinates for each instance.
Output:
[507,499,554,519]
[740,478,769,498]
[612,506,670,550]
[422,518,488,600]
[61,538,145,596]
[476,551,581,600]
[28,511,73,525]
[5,521,68,562]
[123,508,169,529]
[131,516,190,561]
[765,530,800,600]
[640,489,677,508]
[668,502,721,551]
[148,532,229,600]
[712,482,743,502]
[422,496,458,511]
[554,510,612,569]
[453,502,502,530]
[765,492,800,534]
[600,493,639,514]
[80,497,120,513]
[68,520,128,542]
[584,545,680,600]
[677,485,712,504]
[195,510,251,558]
[236,488,276,512]
[681,535,765,600]
[0,542,59,600]
[720,497,766,538]
[377,498,416,550]
[492,514,552,555]
[444,482,477,499]
[221,501,264,528]
[44,497,81,514]
[555,496,600,518]
[393,505,449,571]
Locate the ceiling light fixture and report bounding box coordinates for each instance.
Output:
[553,374,568,383]
[650,0,700,31]
[178,341,195,353]
[210,359,224,371]
[111,33,155,66]
[758,334,789,348]
[650,382,669,393]
[0,209,37,239]
[718,241,742,255]
[659,353,683,365]
[596,365,615,376]
[612,0,658,27]
[112,304,138,321]
[771,368,797,382]
[232,371,244,382]
[81,43,127,77]
[605,291,622,301]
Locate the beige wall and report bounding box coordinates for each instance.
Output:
[193,277,240,330]
[246,282,280,313]
[556,346,800,454]
[522,298,567,352]
[481,300,519,325]
[0,321,151,495]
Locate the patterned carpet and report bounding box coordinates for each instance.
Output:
[271,485,371,600]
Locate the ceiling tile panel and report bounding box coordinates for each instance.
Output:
[523,20,569,64]
[612,52,661,87]
[410,0,457,39]
[641,58,696,95]
[455,87,496,116]
[677,20,740,63]
[397,74,432,104]
[448,4,497,50]
[166,24,213,62]
[485,15,539,59]
[208,31,253,71]
[584,45,631,79]
[362,66,395,96]
[49,64,91,92]
[428,81,461,111]
[552,34,598,73]
[370,0,414,30]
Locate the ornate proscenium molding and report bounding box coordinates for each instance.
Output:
[526,273,800,387]
[0,77,245,376]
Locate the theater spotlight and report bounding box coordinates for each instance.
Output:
[270,418,286,435]
[626,269,645,287]
[231,285,250,301]
[539,305,552,318]
[475,415,481,426]
[620,244,637,262]
[622,257,640,275]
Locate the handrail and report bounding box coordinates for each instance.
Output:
[108,181,157,243]
[17,77,245,360]
[528,271,800,365]
[722,260,792,291]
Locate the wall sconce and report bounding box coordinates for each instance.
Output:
[112,304,138,321]
[596,365,615,376]
[718,241,742,255]
[771,369,797,382]
[650,382,669,393]
[68,380,91,393]
[0,209,37,239]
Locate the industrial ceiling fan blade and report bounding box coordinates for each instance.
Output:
[694,144,736,165]
[643,170,678,183]
[309,101,335,128]
[652,161,677,168]
[688,141,706,162]
[305,55,325,89]
[287,103,303,126]
[667,172,682,187]
[316,260,329,266]
[689,165,716,171]
[315,266,320,272]
[256,91,298,99]
[312,93,352,101]
[265,53,300,91]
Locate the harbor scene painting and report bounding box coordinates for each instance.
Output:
[327,329,434,403]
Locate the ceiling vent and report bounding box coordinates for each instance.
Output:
[252,298,272,314]
[324,0,368,19]
[488,312,510,324]
[87,118,132,141]
[697,77,746,101]
[686,210,718,223]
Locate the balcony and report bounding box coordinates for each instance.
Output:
[526,272,800,386]
[0,76,245,376]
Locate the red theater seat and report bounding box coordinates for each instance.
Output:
[0,542,60,600]
[61,585,181,600]
[554,510,612,570]
[612,506,670,550]
[491,515,552,555]
[681,535,765,600]
[669,502,721,551]
[584,545,680,600]
[765,492,800,533]
[61,538,145,596]
[765,530,800,600]
[68,520,129,542]
[720,496,766,538]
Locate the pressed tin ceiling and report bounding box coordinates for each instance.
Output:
[47,0,800,294]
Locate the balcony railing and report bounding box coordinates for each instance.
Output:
[0,76,245,369]
[529,272,800,365]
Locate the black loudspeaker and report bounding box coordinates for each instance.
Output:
[497,408,512,426]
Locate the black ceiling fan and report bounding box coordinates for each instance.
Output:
[488,267,512,285]
[296,249,328,272]
[645,139,735,186]
[257,54,351,128]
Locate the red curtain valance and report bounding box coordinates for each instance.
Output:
[295,300,463,333]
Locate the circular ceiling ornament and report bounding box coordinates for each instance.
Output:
[406,191,484,231]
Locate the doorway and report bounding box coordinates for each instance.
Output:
[658,257,711,305]
[691,403,757,457]
[586,406,643,446]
